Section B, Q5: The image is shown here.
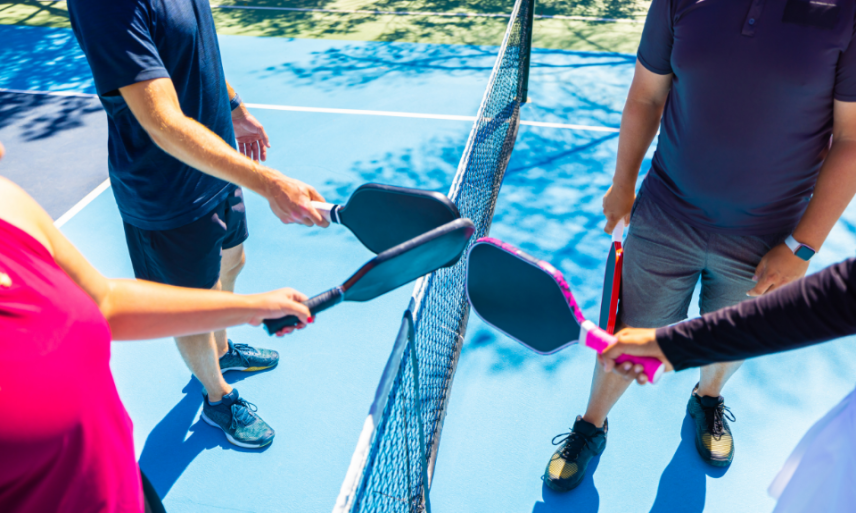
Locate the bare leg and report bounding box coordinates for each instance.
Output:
[581,322,633,428]
[213,244,246,355]
[174,279,231,402]
[174,244,245,403]
[697,360,743,397]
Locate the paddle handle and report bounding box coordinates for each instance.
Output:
[311,201,339,224]
[612,218,625,243]
[580,320,664,383]
[263,286,344,334]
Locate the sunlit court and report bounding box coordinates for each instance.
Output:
[2,0,856,512]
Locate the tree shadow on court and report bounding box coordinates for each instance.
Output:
[209,0,648,49]
[648,415,729,513]
[0,24,95,93]
[532,455,602,513]
[137,371,276,499]
[252,43,634,96]
[0,91,102,140]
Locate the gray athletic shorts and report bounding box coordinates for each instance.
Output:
[617,189,789,328]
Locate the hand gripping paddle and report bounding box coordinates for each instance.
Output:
[465,237,664,383]
[312,183,460,254]
[598,220,624,334]
[263,218,475,334]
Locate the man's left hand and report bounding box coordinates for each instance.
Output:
[748,243,810,296]
[232,106,270,162]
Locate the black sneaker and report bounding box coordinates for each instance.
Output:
[687,385,736,466]
[201,388,275,449]
[543,416,607,492]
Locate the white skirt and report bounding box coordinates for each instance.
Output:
[769,386,856,513]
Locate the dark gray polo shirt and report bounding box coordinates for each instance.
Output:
[638,0,856,235]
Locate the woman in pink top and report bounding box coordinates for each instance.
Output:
[0,140,310,513]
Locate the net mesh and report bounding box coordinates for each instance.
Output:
[346,0,534,510]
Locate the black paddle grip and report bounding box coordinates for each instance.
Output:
[263,287,344,335]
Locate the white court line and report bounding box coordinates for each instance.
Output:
[54,178,111,228]
[0,89,620,132]
[209,4,644,23]
[246,102,621,132]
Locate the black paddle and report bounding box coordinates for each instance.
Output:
[312,183,460,254]
[264,218,475,334]
[466,237,664,383]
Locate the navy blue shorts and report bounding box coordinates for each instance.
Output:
[123,188,249,289]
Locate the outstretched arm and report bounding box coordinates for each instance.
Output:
[0,177,310,339]
[600,258,856,383]
[119,78,328,227]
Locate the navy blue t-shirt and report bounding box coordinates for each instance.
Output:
[638,0,856,235]
[68,0,236,230]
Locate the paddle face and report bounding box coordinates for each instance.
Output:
[466,239,583,354]
[343,218,475,302]
[339,183,460,254]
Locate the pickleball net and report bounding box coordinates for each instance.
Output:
[333,0,534,511]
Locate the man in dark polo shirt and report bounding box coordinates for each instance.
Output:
[544,0,856,491]
[67,0,328,449]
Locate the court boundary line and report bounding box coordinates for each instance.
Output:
[54,178,111,228]
[0,89,620,133]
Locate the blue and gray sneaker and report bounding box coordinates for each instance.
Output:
[219,340,279,373]
[201,388,275,448]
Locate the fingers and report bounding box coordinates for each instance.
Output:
[289,301,311,323]
[304,203,328,227]
[288,289,308,303]
[307,186,326,203]
[260,126,270,149]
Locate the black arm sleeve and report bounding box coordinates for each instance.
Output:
[656,258,856,371]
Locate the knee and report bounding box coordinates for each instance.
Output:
[222,249,246,282]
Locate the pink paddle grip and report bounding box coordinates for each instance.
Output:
[583,326,664,383]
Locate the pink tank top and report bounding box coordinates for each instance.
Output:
[0,219,142,513]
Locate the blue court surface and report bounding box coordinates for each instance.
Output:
[2,19,856,513]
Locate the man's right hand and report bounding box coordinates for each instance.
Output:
[602,182,635,233]
[264,174,330,227]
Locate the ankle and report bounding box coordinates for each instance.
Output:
[208,385,233,404]
[581,413,606,429]
[696,385,722,398]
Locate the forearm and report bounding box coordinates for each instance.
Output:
[120,79,277,197]
[100,278,262,340]
[656,258,856,370]
[791,139,856,250]
[148,111,275,194]
[613,97,663,187]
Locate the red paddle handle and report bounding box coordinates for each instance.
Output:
[580,320,664,383]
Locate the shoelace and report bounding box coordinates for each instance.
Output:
[705,403,736,439]
[552,430,597,461]
[230,399,259,430]
[230,343,257,366]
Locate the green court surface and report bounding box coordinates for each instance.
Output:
[2,2,855,513]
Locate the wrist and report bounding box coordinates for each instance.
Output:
[611,173,636,191]
[229,92,243,112]
[789,228,824,254]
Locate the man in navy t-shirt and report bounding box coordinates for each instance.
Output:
[544,0,856,492]
[68,0,329,449]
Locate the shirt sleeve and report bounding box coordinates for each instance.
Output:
[68,0,169,96]
[656,258,856,371]
[636,0,674,75]
[834,17,856,101]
